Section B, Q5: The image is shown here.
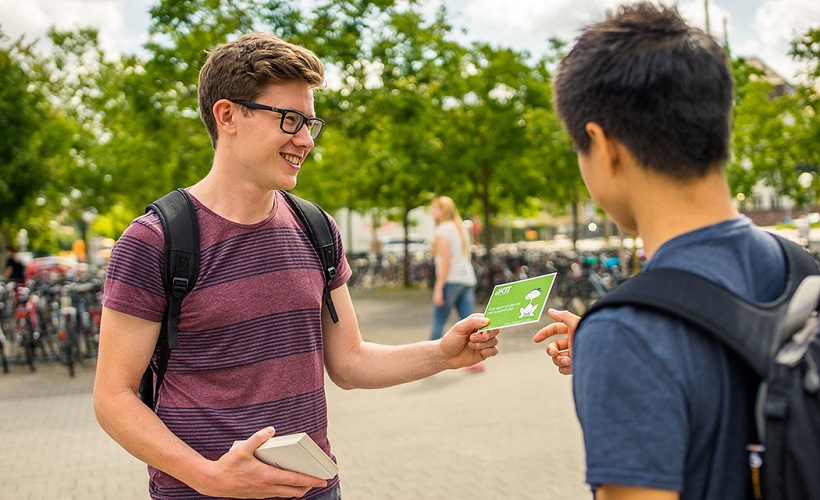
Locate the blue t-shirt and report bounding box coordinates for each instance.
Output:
[573,217,785,499]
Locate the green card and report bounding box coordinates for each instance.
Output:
[478,273,557,331]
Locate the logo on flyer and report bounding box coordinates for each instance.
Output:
[518,288,542,318]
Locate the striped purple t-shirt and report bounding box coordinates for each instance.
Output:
[103,190,351,499]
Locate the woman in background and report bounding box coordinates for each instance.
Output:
[429,196,481,369]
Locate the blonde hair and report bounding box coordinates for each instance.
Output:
[432,196,470,256]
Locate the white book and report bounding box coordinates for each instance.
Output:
[232,433,338,480]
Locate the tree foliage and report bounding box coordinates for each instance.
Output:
[0,32,74,249]
[728,52,820,208]
[5,4,820,261]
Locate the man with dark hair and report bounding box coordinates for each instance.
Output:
[534,3,791,499]
[93,33,500,500]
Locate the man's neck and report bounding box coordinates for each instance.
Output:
[189,165,277,225]
[631,169,739,259]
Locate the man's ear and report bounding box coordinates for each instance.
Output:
[585,122,622,176]
[213,99,238,137]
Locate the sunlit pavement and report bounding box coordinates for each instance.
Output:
[0,287,589,499]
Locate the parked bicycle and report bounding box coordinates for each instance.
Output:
[1,268,104,377]
[0,282,40,372]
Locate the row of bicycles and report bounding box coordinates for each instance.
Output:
[347,250,435,290]
[345,242,639,313]
[0,272,103,377]
[471,246,636,312]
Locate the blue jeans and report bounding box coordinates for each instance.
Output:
[429,283,476,340]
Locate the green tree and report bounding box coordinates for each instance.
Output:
[439,43,553,251]
[302,2,466,285]
[728,56,820,208]
[0,32,76,250]
[523,41,589,248]
[360,5,465,284]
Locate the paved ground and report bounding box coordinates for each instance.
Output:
[0,287,589,499]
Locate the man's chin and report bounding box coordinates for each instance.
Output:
[275,176,298,192]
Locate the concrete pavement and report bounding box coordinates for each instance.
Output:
[0,287,589,499]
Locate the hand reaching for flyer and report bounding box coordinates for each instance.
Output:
[533,308,580,376]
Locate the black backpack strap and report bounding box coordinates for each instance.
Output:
[139,188,200,409]
[582,234,818,377]
[281,191,339,323]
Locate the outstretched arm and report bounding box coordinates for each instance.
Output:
[533,308,580,375]
[323,284,500,390]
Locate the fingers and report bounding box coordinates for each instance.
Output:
[545,338,569,355]
[245,428,328,490]
[210,427,326,497]
[533,308,581,343]
[468,327,499,343]
[270,469,328,490]
[533,322,567,343]
[547,308,581,329]
[547,339,573,375]
[467,329,500,353]
[550,348,572,365]
[532,311,576,376]
[476,346,499,359]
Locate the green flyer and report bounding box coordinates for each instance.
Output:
[478,273,557,331]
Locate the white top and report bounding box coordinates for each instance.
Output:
[435,221,477,286]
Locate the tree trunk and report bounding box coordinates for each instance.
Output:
[480,164,493,253]
[402,208,412,288]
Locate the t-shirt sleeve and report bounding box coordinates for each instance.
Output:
[102,212,168,323]
[573,311,688,492]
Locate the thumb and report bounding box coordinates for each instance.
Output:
[241,426,276,453]
[460,313,491,333]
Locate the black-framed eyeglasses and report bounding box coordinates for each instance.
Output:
[229,99,324,139]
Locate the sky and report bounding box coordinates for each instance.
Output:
[1,0,818,82]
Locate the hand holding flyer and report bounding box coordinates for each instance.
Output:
[478,273,557,331]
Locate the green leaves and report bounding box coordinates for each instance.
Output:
[0,35,63,245]
[729,53,820,209]
[5,3,818,257]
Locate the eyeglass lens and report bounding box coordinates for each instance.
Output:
[281,111,323,139]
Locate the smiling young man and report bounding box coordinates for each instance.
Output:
[93,33,500,500]
[531,2,816,500]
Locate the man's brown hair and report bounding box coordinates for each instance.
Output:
[198,33,324,148]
